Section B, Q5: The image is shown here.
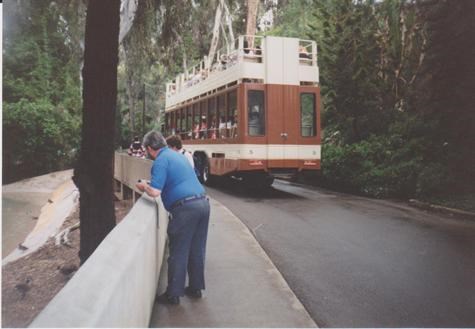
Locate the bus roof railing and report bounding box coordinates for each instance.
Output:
[165,35,317,100]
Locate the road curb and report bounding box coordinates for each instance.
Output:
[409,199,475,220]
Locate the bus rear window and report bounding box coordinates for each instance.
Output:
[301,93,316,137]
[248,90,265,136]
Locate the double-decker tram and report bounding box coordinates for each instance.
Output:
[163,35,321,186]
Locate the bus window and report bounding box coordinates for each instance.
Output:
[171,111,176,135]
[218,94,226,138]
[165,113,170,136]
[193,103,200,139]
[200,101,207,139]
[248,90,265,136]
[228,90,237,138]
[301,93,316,137]
[175,110,180,135]
[180,108,186,138]
[208,97,217,139]
[186,106,193,139]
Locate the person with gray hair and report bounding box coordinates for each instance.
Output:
[136,130,210,305]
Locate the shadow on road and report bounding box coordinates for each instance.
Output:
[205,177,302,201]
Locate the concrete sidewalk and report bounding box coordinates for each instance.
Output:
[150,198,317,328]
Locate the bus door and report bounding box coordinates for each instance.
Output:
[266,85,299,169]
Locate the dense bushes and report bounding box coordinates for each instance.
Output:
[321,109,459,200]
[3,99,80,183]
[302,0,475,207]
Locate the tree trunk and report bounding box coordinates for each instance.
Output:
[73,0,120,264]
[207,1,223,69]
[246,0,259,48]
[123,47,136,137]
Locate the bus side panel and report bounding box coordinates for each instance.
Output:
[209,158,239,176]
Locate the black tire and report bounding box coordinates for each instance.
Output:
[199,159,215,186]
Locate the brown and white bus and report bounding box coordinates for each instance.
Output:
[163,35,321,186]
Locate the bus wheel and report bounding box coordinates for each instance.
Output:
[200,161,214,186]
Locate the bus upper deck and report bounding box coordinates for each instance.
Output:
[165,35,319,111]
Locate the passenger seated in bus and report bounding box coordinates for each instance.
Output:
[231,116,238,138]
[199,116,207,139]
[209,119,217,139]
[226,117,233,137]
[193,121,200,139]
[219,116,227,138]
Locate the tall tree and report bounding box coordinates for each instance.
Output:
[414,0,475,192]
[246,0,259,47]
[73,0,121,263]
[3,0,85,183]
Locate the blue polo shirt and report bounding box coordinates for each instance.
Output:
[150,147,205,211]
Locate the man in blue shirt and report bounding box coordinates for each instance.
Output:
[136,131,210,305]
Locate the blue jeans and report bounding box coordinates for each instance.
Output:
[166,198,210,297]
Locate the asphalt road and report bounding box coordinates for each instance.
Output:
[205,179,475,327]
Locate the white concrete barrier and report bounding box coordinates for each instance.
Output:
[31,154,168,328]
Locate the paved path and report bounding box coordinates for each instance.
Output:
[150,198,317,328]
[206,179,475,327]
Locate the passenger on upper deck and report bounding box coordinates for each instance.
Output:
[299,45,311,59]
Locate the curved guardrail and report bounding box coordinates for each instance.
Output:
[31,153,167,327]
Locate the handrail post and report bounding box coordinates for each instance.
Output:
[238,35,244,62]
[312,41,317,67]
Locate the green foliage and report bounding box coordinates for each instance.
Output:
[3,0,84,183]
[3,99,81,181]
[322,135,422,198]
[301,0,474,203]
[268,0,315,38]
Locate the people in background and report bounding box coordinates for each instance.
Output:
[128,136,145,158]
[137,131,209,305]
[199,116,207,139]
[219,116,227,138]
[209,118,217,139]
[193,121,200,139]
[299,45,311,59]
[166,135,194,169]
